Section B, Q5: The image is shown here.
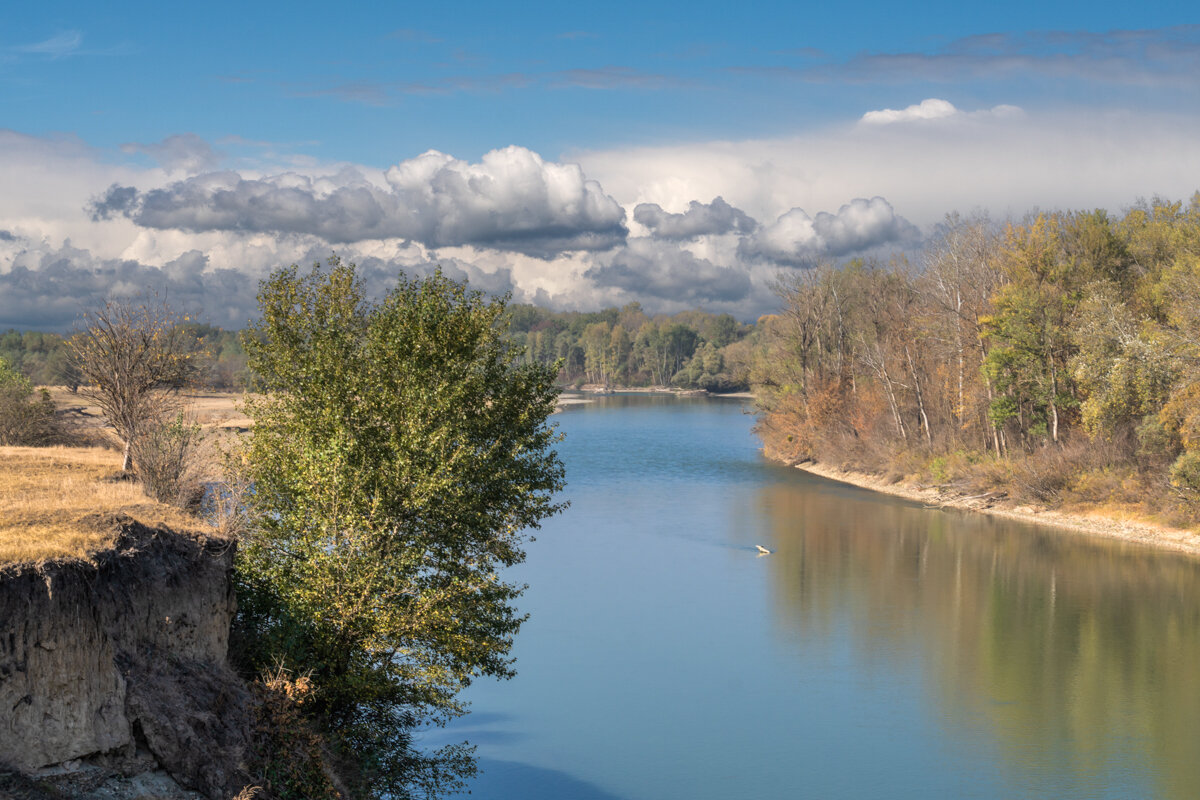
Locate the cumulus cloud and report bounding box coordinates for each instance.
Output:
[584,238,752,303]
[861,98,955,124]
[633,196,757,239]
[740,197,917,266]
[0,244,256,331]
[120,134,222,173]
[860,98,1022,125]
[88,146,627,257]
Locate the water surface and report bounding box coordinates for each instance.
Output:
[429,394,1200,799]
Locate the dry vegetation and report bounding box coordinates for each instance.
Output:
[0,389,251,567]
[0,444,212,567]
[43,387,253,431]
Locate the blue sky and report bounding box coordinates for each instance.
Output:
[2,2,1199,328]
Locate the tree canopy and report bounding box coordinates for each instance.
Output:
[233,258,566,797]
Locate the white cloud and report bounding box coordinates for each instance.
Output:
[11,31,83,58]
[573,107,1200,229]
[7,100,1200,332]
[585,237,753,303]
[793,26,1200,89]
[90,146,628,257]
[860,98,1024,125]
[120,134,222,174]
[740,197,917,266]
[861,98,959,124]
[633,197,757,239]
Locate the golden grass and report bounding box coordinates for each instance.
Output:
[0,445,212,567]
[42,387,255,430]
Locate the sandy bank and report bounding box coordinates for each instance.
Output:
[795,461,1200,559]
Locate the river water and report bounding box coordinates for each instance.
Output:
[428,394,1200,799]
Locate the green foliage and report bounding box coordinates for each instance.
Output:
[233,258,566,798]
[507,302,751,387]
[1071,291,1176,437]
[0,356,61,445]
[0,329,74,387]
[1169,452,1200,495]
[929,456,950,484]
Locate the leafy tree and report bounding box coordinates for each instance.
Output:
[982,216,1081,448]
[233,258,566,798]
[1070,289,1175,439]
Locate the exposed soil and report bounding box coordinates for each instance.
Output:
[795,460,1200,558]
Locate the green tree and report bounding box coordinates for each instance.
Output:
[234,258,566,798]
[0,356,59,445]
[982,216,1080,448]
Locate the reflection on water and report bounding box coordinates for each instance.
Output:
[442,395,1200,800]
[761,484,1200,800]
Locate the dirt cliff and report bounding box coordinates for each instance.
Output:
[0,515,253,799]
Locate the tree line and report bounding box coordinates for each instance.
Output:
[3,304,759,395]
[507,303,756,391]
[753,194,1200,522]
[1,324,250,391]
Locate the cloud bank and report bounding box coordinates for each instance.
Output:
[7,94,1200,330]
[90,146,628,258]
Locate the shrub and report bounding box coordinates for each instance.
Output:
[245,669,344,800]
[0,357,62,445]
[131,411,206,509]
[1169,451,1200,496]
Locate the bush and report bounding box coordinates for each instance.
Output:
[131,411,206,508]
[0,357,62,445]
[1169,451,1200,495]
[245,670,344,800]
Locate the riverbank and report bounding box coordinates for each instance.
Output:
[795,460,1200,558]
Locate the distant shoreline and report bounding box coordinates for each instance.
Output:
[793,460,1200,559]
[569,383,753,398]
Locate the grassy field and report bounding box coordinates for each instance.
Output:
[0,389,250,566]
[0,444,214,568]
[44,387,253,432]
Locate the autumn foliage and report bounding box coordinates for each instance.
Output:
[754,195,1200,523]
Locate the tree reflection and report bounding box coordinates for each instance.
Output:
[758,482,1200,800]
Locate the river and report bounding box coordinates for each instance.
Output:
[427,394,1200,799]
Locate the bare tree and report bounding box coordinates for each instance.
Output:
[69,296,199,470]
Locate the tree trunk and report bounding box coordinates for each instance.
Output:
[905,344,933,448]
[1049,356,1060,444]
[880,361,909,444]
[122,439,132,471]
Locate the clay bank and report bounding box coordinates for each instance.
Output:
[0,447,251,800]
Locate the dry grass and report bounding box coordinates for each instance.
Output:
[43,387,254,430]
[0,444,212,567]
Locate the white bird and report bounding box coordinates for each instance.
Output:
[755,545,772,555]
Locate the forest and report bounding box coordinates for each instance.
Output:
[1,304,758,394]
[505,303,754,391]
[753,194,1200,525]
